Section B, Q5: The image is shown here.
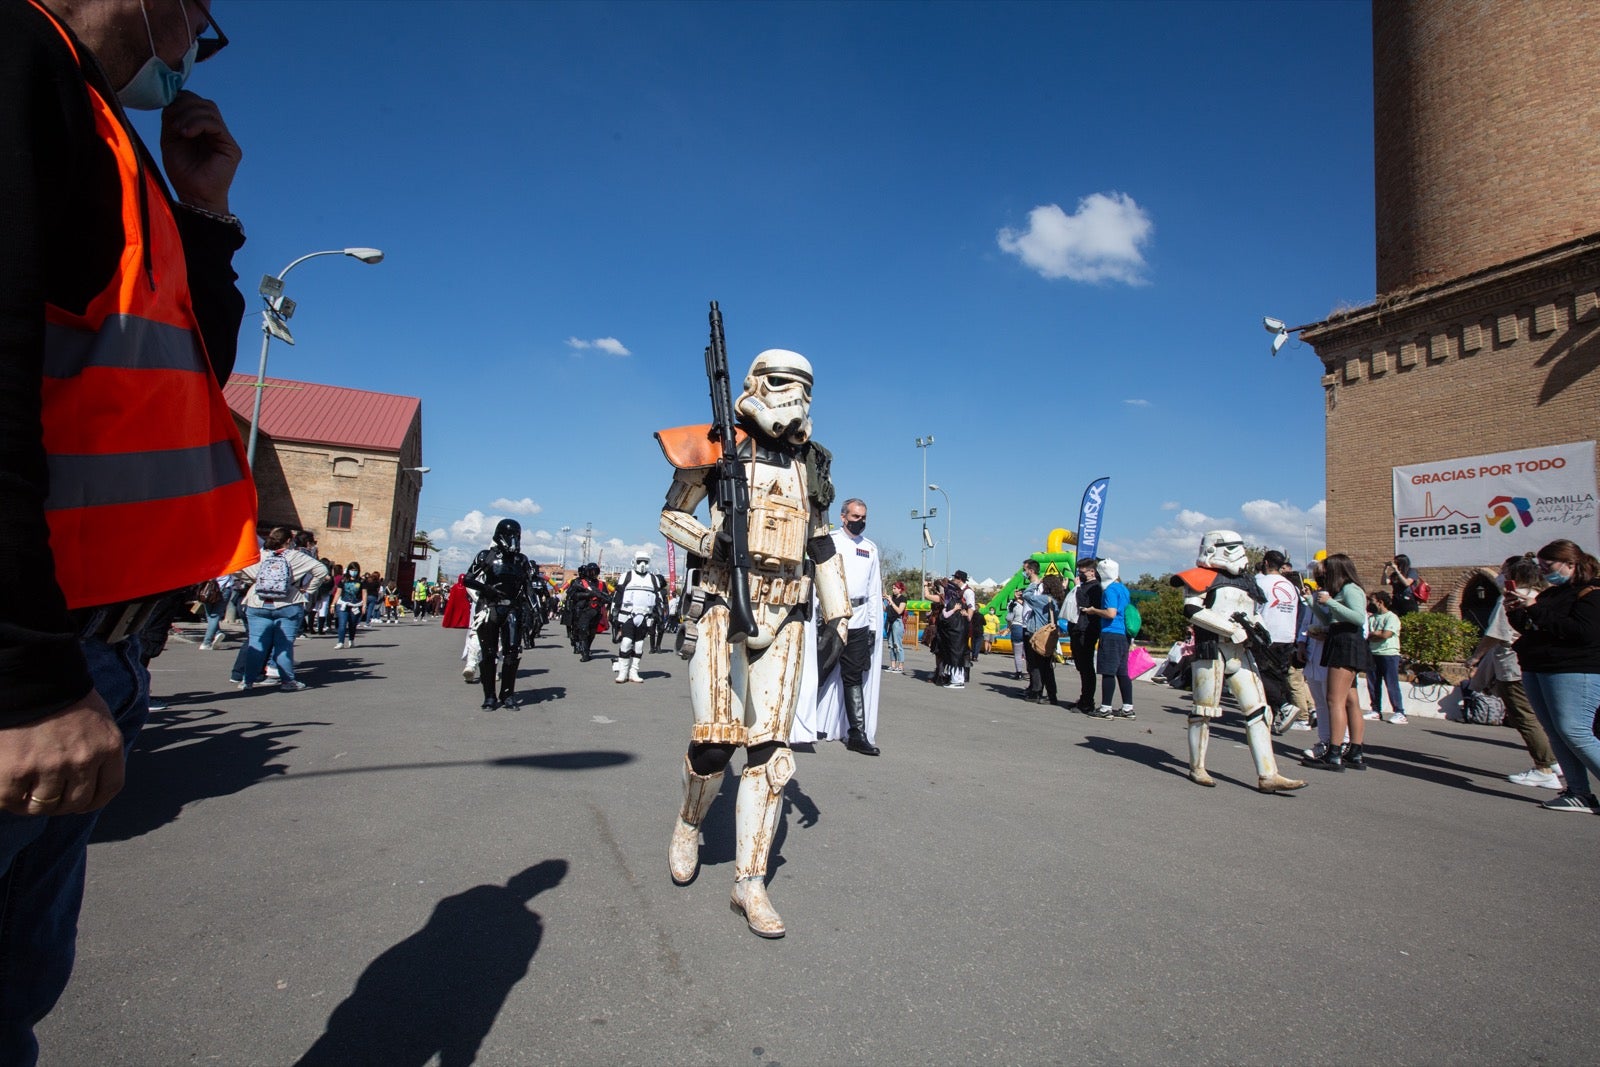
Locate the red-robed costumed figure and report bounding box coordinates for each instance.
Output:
[441,574,472,628]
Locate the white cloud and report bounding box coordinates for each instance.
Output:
[429,510,669,575]
[1159,502,1179,511]
[565,336,632,356]
[490,497,543,515]
[1100,499,1326,576]
[998,192,1153,284]
[1123,398,1150,407]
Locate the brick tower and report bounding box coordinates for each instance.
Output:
[1300,0,1600,600]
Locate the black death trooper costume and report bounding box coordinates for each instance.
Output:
[467,518,536,710]
[656,348,850,938]
[1170,531,1307,794]
[610,550,666,683]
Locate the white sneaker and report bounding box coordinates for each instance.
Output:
[1362,710,1381,720]
[1385,713,1409,725]
[1508,767,1564,790]
[1289,720,1313,731]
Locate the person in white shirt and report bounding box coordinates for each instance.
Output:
[814,498,883,754]
[235,527,329,691]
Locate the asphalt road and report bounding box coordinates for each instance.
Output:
[37,617,1600,1066]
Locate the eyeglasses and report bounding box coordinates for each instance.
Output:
[192,0,229,62]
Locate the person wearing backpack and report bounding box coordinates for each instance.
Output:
[1082,558,1135,719]
[1385,553,1428,616]
[236,528,329,691]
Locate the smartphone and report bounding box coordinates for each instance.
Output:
[1504,579,1518,593]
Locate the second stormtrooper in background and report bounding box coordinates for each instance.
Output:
[1170,530,1307,794]
[610,550,666,683]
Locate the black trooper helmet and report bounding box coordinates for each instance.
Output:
[493,518,521,553]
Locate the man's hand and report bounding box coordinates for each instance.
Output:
[160,90,241,215]
[0,693,125,817]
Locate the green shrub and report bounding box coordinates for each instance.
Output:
[1134,585,1188,647]
[1398,611,1479,669]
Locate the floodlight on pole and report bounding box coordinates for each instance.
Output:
[246,247,386,468]
[1262,315,1306,357]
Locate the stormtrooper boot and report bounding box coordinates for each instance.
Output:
[730,752,794,938]
[498,677,518,710]
[626,656,645,683]
[668,757,723,885]
[1248,712,1307,793]
[1187,717,1215,787]
[843,684,880,756]
[612,656,629,684]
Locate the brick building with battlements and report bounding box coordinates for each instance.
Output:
[1299,0,1600,616]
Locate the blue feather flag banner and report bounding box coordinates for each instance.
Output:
[1076,477,1109,562]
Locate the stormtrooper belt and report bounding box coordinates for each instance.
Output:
[696,565,812,607]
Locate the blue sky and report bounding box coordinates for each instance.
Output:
[161,0,1373,583]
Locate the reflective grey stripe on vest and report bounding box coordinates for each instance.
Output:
[45,440,244,510]
[43,315,205,377]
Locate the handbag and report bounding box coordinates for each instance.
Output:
[1027,623,1058,656]
[198,579,223,606]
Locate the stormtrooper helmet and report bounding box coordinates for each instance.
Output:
[633,550,651,575]
[735,348,813,444]
[493,518,521,553]
[1197,530,1249,575]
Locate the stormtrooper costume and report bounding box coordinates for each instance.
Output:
[656,348,850,938]
[610,551,665,683]
[466,518,535,710]
[1169,531,1307,794]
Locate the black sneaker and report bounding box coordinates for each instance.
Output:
[1112,706,1136,719]
[1086,706,1114,719]
[1540,791,1600,813]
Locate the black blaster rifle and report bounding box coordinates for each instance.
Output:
[705,300,760,641]
[1230,611,1281,665]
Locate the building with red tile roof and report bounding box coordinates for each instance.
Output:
[223,375,427,586]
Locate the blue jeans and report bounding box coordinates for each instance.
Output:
[1522,671,1600,796]
[201,597,225,647]
[245,604,304,685]
[886,618,904,663]
[336,603,362,644]
[1368,653,1403,714]
[0,636,148,1067]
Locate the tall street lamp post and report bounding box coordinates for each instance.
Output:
[912,435,935,586]
[247,247,385,468]
[560,526,572,569]
[928,483,951,577]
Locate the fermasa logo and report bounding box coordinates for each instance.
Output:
[1485,495,1533,533]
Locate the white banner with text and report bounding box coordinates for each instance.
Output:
[1391,441,1598,566]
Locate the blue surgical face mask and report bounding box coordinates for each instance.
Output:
[118,1,198,111]
[1545,570,1569,586]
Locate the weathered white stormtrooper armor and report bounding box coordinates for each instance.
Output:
[656,348,851,938]
[1170,530,1306,794]
[610,550,663,683]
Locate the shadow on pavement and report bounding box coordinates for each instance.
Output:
[295,859,568,1067]
[1076,733,1189,781]
[92,707,320,843]
[272,750,636,783]
[1422,727,1525,750]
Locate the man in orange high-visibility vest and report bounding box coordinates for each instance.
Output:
[1,2,256,1060]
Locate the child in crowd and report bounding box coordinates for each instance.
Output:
[1365,589,1407,724]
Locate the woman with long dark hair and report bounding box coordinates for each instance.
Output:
[1505,539,1600,813]
[1304,552,1371,771]
[1020,574,1065,705]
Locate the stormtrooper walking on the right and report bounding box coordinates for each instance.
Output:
[610,550,664,683]
[1170,531,1307,794]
